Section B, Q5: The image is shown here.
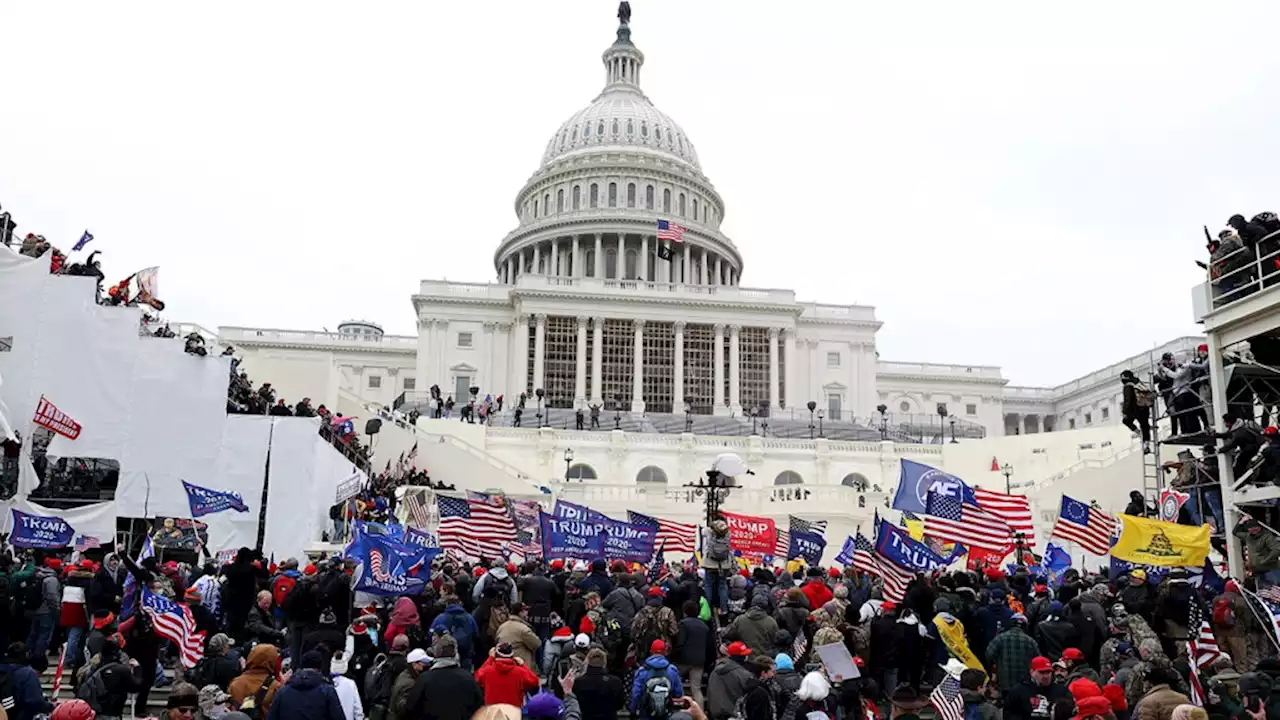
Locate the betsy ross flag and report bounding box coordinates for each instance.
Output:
[141,588,206,669]
[1050,495,1116,556]
[437,493,517,559]
[628,511,696,553]
[923,490,1012,553]
[973,487,1036,548]
[656,219,685,242]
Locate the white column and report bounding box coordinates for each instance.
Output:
[713,323,726,414]
[639,236,649,282]
[572,236,581,278]
[574,316,588,407]
[703,250,712,285]
[481,322,495,392]
[783,329,797,411]
[617,235,625,278]
[533,314,547,392]
[533,242,541,275]
[673,321,686,410]
[715,256,724,286]
[547,239,557,277]
[729,324,742,413]
[768,327,780,413]
[631,319,645,412]
[514,315,530,395]
[436,320,450,394]
[682,244,690,285]
[594,234,604,278]
[591,316,604,404]
[416,319,433,397]
[807,339,820,403]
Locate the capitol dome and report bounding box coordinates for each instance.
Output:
[493,7,743,288]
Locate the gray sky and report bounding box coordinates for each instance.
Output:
[2,2,1275,387]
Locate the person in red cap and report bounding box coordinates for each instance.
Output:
[475,641,541,707]
[629,638,683,720]
[1062,648,1100,685]
[707,642,754,719]
[1073,696,1114,720]
[1005,656,1071,720]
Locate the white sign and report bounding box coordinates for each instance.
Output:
[814,642,860,681]
[335,472,364,504]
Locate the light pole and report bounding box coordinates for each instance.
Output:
[807,401,817,439]
[684,399,693,433]
[949,416,958,444]
[535,388,546,428]
[613,393,623,430]
[936,402,949,445]
[563,448,574,481]
[876,404,888,440]
[817,409,825,438]
[749,406,759,436]
[1001,463,1014,494]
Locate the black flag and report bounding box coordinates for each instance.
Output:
[657,243,673,261]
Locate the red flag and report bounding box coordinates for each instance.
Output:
[33,395,81,440]
[990,457,1000,472]
[720,511,777,556]
[50,644,66,698]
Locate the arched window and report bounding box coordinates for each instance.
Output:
[692,198,698,220]
[584,122,591,138]
[627,183,636,208]
[590,184,599,208]
[645,185,654,210]
[557,189,565,212]
[636,466,668,484]
[543,193,550,216]
[572,185,581,210]
[585,249,596,277]
[641,121,648,137]
[605,249,618,279]
[677,135,685,153]
[678,193,686,217]
[560,130,567,149]
[566,464,597,481]
[625,249,638,279]
[626,119,634,135]
[663,188,671,212]
[572,127,578,142]
[612,119,619,135]
[841,473,870,491]
[533,200,538,219]
[608,182,618,207]
[655,128,662,141]
[597,121,605,136]
[774,471,803,486]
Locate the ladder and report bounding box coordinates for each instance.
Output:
[1142,352,1164,513]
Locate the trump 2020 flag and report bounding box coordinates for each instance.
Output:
[72,230,94,252]
[10,509,76,549]
[182,480,249,517]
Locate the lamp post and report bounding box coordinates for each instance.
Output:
[759,401,769,437]
[684,467,737,526]
[613,393,623,430]
[1001,462,1014,494]
[807,400,817,439]
[535,388,545,428]
[949,416,957,444]
[563,448,574,481]
[684,398,693,433]
[817,409,825,438]
[749,406,759,436]
[936,402,948,445]
[876,404,888,440]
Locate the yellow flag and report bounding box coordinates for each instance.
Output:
[905,517,925,541]
[1111,514,1210,568]
[933,614,983,672]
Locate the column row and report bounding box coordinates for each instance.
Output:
[517,315,789,413]
[499,234,738,286]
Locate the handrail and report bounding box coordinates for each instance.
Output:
[1204,229,1280,310]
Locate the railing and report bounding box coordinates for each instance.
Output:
[1198,229,1280,314]
[219,326,418,349]
[877,362,1003,379]
[554,481,883,516]
[505,274,798,304]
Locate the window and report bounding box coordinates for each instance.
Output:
[571,127,578,142]
[966,403,977,415]
[663,188,671,212]
[557,189,565,212]
[692,198,699,220]
[641,121,648,137]
[678,192,686,217]
[625,249,638,279]
[572,185,581,210]
[612,119,619,135]
[543,193,550,215]
[645,185,654,209]
[627,182,636,208]
[636,466,667,484]
[1069,418,1077,429]
[1084,412,1093,424]
[585,249,595,277]
[368,375,382,389]
[533,200,538,219]
[608,182,617,207]
[597,121,604,136]
[655,128,661,141]
[828,394,842,420]
[899,401,911,413]
[841,473,870,491]
[774,471,803,485]
[626,119,633,135]
[566,464,597,481]
[1101,407,1110,421]
[457,332,473,348]
[605,248,617,279]
[584,122,591,138]
[403,377,416,391]
[590,184,599,208]
[826,352,841,368]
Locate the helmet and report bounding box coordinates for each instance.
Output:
[52,700,96,720]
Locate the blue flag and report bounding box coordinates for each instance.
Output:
[893,459,971,514]
[402,526,438,549]
[875,519,964,573]
[788,530,826,565]
[346,532,436,596]
[834,536,857,566]
[540,512,606,560]
[9,509,76,549]
[183,480,249,517]
[72,230,93,252]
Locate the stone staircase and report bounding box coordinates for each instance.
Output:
[40,653,176,711]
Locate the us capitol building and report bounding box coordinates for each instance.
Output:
[213,7,1201,445]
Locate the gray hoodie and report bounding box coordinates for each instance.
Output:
[34,566,60,615]
[471,567,517,606]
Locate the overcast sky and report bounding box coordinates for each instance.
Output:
[2,2,1275,387]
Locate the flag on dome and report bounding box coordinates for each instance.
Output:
[1050,495,1115,556]
[656,219,685,242]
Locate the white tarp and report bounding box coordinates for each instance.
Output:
[262,417,366,561]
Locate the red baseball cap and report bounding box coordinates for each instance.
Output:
[650,640,667,655]
[828,567,841,578]
[726,641,751,657]
[1062,648,1085,663]
[1030,656,1052,672]
[648,586,665,598]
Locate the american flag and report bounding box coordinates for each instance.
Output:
[930,672,964,720]
[872,550,915,605]
[851,533,878,576]
[1187,602,1221,706]
[775,528,791,558]
[973,488,1036,548]
[790,515,828,538]
[405,489,431,528]
[656,219,685,242]
[924,491,1012,552]
[1245,587,1280,657]
[141,588,205,669]
[120,535,154,619]
[648,544,669,585]
[407,441,418,466]
[1050,495,1115,556]
[628,511,696,553]
[437,493,517,559]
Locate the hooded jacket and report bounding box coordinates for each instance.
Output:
[701,523,736,572]
[471,567,517,606]
[577,560,615,599]
[474,656,540,707]
[429,603,480,663]
[88,562,125,616]
[0,661,51,720]
[628,654,684,717]
[493,616,541,669]
[266,668,346,720]
[799,579,833,611]
[674,615,710,668]
[404,658,484,720]
[229,643,282,717]
[726,604,779,657]
[706,657,754,720]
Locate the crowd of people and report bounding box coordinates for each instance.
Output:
[0,512,1278,720]
[1202,212,1280,307]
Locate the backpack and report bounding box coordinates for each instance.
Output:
[639,674,673,720]
[272,574,298,609]
[441,611,475,659]
[707,534,731,563]
[1133,382,1157,408]
[20,575,44,611]
[238,674,275,720]
[186,656,215,690]
[1213,596,1236,628]
[486,605,510,641]
[76,664,115,713]
[364,656,392,705]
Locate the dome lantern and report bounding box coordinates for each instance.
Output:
[602,3,644,92]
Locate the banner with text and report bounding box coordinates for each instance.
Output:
[151,517,209,551]
[346,531,437,596]
[721,511,777,556]
[877,520,964,573]
[402,526,438,550]
[789,530,826,565]
[183,480,249,517]
[11,509,76,549]
[540,512,607,560]
[834,536,857,566]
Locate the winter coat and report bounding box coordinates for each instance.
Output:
[32,567,59,615]
[986,626,1040,693]
[81,660,145,717]
[474,656,540,707]
[772,668,803,710]
[631,601,679,654]
[775,600,809,639]
[519,573,558,621]
[1004,678,1071,720]
[222,556,266,628]
[673,616,710,668]
[429,604,480,664]
[266,668,346,720]
[701,526,736,572]
[387,664,419,720]
[228,644,282,717]
[726,607,778,657]
[868,616,900,673]
[629,655,684,717]
[1133,684,1190,720]
[961,689,1001,720]
[471,567,517,606]
[59,567,93,628]
[706,657,754,720]
[573,665,626,720]
[493,617,541,669]
[87,565,125,616]
[1238,528,1280,573]
[578,563,615,600]
[0,662,52,720]
[1033,618,1080,659]
[799,580,833,611]
[331,675,363,720]
[602,586,645,630]
[247,604,286,645]
[403,659,484,720]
